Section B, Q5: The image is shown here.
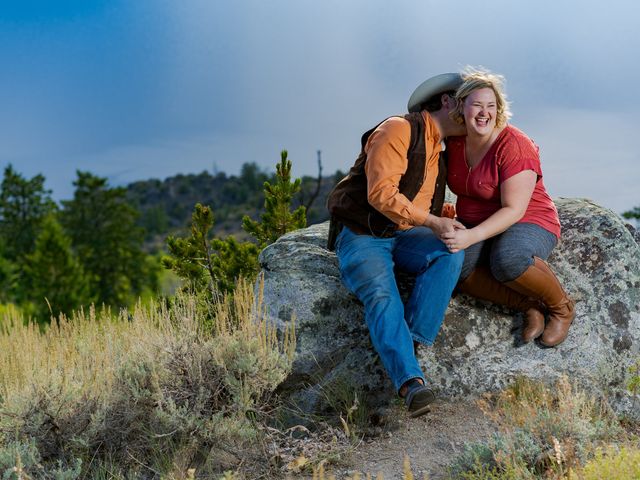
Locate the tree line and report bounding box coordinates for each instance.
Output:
[0,151,329,323]
[0,166,156,321]
[126,161,341,247]
[5,151,635,324]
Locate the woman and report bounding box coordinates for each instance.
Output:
[441,68,575,347]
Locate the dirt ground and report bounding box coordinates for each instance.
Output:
[327,397,499,480]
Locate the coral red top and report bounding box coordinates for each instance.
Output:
[446,125,561,238]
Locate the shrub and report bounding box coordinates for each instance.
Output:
[0,439,81,480]
[0,279,295,478]
[448,376,629,479]
[579,444,640,479]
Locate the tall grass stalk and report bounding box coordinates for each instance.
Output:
[449,376,633,479]
[0,277,295,477]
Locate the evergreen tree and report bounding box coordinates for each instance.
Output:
[623,206,640,224]
[0,165,56,261]
[23,214,93,321]
[209,235,260,295]
[60,171,149,307]
[163,203,259,299]
[242,150,306,247]
[0,239,17,304]
[163,151,308,302]
[139,205,169,239]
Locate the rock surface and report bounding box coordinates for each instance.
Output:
[259,198,640,418]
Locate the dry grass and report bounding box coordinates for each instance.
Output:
[448,376,638,479]
[0,277,296,478]
[577,444,640,479]
[5,282,635,480]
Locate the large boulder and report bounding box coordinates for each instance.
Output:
[259,198,640,418]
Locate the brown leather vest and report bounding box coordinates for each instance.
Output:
[326,111,447,250]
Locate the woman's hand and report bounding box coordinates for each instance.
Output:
[440,228,477,253]
[440,170,538,252]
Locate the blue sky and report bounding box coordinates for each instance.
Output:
[1,0,639,214]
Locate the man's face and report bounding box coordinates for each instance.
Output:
[441,93,466,136]
[441,93,457,113]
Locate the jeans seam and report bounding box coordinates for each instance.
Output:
[412,333,434,346]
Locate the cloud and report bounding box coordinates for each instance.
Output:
[520,107,638,213]
[2,0,639,213]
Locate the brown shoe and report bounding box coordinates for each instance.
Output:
[458,266,545,343]
[522,306,545,343]
[506,257,575,347]
[540,297,576,346]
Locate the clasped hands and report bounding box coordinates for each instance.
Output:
[432,217,471,254]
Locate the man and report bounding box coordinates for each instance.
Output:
[327,73,467,418]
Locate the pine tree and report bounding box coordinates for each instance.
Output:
[242,150,306,248]
[164,151,307,301]
[60,171,150,307]
[163,203,259,299]
[0,165,56,261]
[0,239,17,304]
[623,206,640,224]
[210,235,260,295]
[23,214,93,321]
[163,203,216,291]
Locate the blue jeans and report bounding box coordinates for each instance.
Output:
[459,223,558,283]
[335,226,464,392]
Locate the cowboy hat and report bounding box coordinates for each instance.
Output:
[407,72,463,113]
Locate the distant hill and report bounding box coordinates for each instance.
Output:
[125,162,344,251]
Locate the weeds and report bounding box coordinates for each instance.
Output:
[577,444,640,479]
[318,376,370,442]
[0,278,295,478]
[448,376,636,479]
[627,358,640,412]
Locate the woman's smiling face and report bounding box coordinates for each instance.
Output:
[463,87,498,137]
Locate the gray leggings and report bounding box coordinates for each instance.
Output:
[459,222,558,283]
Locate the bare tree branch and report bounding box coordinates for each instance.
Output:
[304,150,323,211]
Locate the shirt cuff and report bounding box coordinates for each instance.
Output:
[408,204,429,227]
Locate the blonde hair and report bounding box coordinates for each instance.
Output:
[450,66,512,128]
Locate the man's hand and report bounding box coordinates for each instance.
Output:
[425,214,465,237]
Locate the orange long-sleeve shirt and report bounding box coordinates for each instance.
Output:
[364,111,443,230]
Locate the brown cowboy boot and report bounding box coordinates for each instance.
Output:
[458,266,545,343]
[506,257,575,347]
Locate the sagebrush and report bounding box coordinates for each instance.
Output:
[0,278,295,478]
